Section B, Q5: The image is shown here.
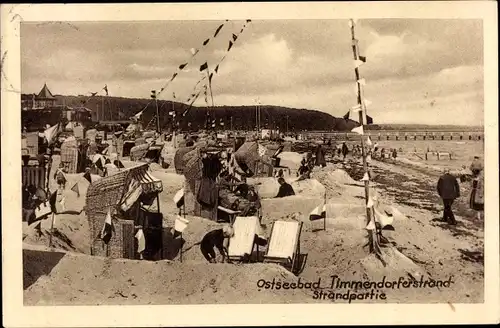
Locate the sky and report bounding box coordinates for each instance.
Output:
[21,19,484,125]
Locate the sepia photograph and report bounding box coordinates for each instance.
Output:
[2,2,499,327]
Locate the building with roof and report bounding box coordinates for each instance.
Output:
[21,83,57,110]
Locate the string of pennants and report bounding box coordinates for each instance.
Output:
[130,19,252,123]
[79,84,109,106]
[345,19,399,242]
[181,19,252,117]
[343,19,373,125]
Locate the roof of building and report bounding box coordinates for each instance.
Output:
[37,83,56,99]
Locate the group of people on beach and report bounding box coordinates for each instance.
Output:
[436,156,484,225]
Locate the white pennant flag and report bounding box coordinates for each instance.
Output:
[44,123,61,145]
[366,136,373,146]
[351,104,362,112]
[348,18,358,28]
[190,48,198,55]
[133,109,145,120]
[366,219,376,230]
[351,125,364,135]
[363,99,372,107]
[357,78,366,86]
[174,216,190,233]
[135,228,146,253]
[374,207,394,229]
[366,197,374,208]
[173,188,184,208]
[360,172,370,181]
[354,59,364,68]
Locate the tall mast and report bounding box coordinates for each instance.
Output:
[349,19,380,256]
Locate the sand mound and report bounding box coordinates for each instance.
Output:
[161,214,225,262]
[251,177,326,199]
[277,151,303,170]
[261,196,323,221]
[23,247,312,305]
[23,212,90,255]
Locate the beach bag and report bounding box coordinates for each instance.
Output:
[35,201,51,219]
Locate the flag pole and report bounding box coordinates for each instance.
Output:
[323,191,327,231]
[49,212,55,247]
[349,19,379,256]
[180,232,183,263]
[155,92,160,133]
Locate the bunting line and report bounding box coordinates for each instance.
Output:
[180,20,252,117]
[155,20,229,98]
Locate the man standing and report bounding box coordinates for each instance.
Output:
[437,169,460,225]
[341,142,349,161]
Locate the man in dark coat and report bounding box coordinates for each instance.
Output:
[315,145,326,167]
[276,177,295,198]
[437,169,460,225]
[341,142,349,161]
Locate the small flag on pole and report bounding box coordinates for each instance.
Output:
[366,136,373,146]
[190,48,198,55]
[351,125,364,135]
[133,109,145,120]
[173,188,185,208]
[103,84,109,96]
[173,216,189,238]
[354,59,365,68]
[135,228,146,253]
[359,55,367,63]
[360,172,370,181]
[43,123,61,145]
[357,78,366,86]
[100,209,113,244]
[365,219,376,230]
[309,203,326,221]
[363,99,372,107]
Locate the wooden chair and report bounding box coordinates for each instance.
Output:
[227,216,259,263]
[264,220,303,274]
[217,206,241,224]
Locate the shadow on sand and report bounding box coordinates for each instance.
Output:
[23,249,66,290]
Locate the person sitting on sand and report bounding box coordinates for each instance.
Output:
[392,148,398,159]
[200,225,234,263]
[275,177,295,198]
